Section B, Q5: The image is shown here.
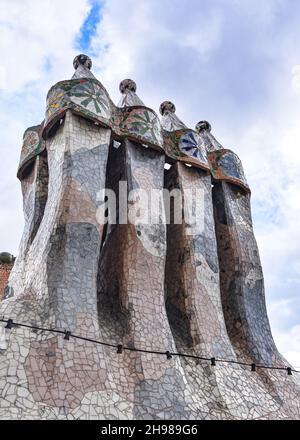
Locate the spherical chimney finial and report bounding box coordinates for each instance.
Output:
[119,79,137,94]
[195,120,211,133]
[73,54,92,70]
[159,101,176,115]
[0,252,15,264]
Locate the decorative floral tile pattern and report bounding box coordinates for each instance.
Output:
[17,125,45,180]
[115,107,163,147]
[208,150,249,192]
[70,81,110,118]
[163,129,210,172]
[179,131,208,164]
[46,88,66,120]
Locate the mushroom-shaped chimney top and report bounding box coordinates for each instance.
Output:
[159,100,187,131]
[195,120,211,133]
[71,54,95,80]
[73,54,92,70]
[195,120,222,152]
[119,79,137,94]
[118,78,144,107]
[0,252,15,264]
[159,101,176,115]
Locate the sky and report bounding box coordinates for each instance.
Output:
[0,0,300,367]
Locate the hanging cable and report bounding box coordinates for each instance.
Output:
[0,317,299,375]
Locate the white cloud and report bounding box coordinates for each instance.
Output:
[229,0,284,26]
[0,0,90,92]
[178,9,224,58]
[89,0,227,106]
[291,65,300,92]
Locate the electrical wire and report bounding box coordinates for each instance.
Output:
[1,317,299,375]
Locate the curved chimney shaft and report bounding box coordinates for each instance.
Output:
[193,119,283,367]
[163,102,238,363]
[118,78,145,107]
[4,55,112,339]
[192,119,286,369]
[97,79,179,397]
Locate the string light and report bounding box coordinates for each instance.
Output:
[5,318,14,329]
[64,331,71,341]
[165,351,172,360]
[1,317,299,375]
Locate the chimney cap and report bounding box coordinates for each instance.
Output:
[119,79,137,93]
[195,120,211,132]
[73,54,92,70]
[159,101,176,115]
[0,252,15,264]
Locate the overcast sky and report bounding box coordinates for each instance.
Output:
[0,0,299,367]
